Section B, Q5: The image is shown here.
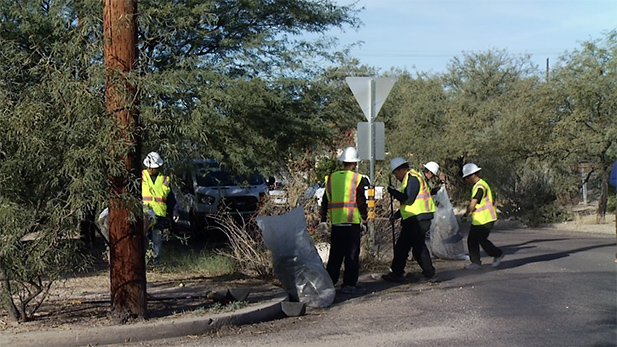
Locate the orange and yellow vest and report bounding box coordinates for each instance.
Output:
[142,170,171,217]
[400,169,435,220]
[325,171,363,224]
[471,178,497,226]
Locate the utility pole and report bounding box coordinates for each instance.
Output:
[103,0,146,319]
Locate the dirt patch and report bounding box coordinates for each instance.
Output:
[543,213,616,234]
[0,269,278,335]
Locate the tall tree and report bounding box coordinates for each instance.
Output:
[0,0,106,321]
[134,0,361,172]
[0,0,361,321]
[103,0,146,319]
[549,30,617,221]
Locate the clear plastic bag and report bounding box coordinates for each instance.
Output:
[429,187,468,260]
[257,206,335,308]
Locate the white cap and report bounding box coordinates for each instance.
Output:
[338,147,361,163]
[390,157,408,172]
[423,161,439,176]
[462,163,481,178]
[143,152,164,168]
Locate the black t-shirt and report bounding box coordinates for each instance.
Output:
[473,187,485,201]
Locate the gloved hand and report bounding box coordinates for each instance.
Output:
[318,222,329,234]
[389,210,401,221]
[460,215,469,224]
[387,185,398,195]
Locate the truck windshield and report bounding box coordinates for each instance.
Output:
[194,162,264,187]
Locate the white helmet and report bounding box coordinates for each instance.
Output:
[143,152,164,168]
[338,147,361,163]
[462,163,481,178]
[423,161,439,176]
[390,157,408,172]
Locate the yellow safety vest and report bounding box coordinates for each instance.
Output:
[325,171,362,224]
[142,170,170,217]
[400,169,435,220]
[471,178,497,226]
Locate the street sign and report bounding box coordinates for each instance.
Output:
[346,76,397,251]
[357,122,385,160]
[346,77,396,121]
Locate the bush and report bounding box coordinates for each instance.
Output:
[213,214,273,278]
[519,201,572,227]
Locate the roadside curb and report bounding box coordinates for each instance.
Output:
[2,290,288,347]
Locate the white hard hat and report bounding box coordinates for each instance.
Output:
[338,147,361,163]
[423,161,439,176]
[143,152,164,168]
[390,157,408,172]
[462,163,481,178]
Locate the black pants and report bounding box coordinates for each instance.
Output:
[391,218,435,278]
[327,224,362,287]
[467,222,502,265]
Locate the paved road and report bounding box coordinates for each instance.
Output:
[114,228,617,347]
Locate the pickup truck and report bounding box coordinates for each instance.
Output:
[174,159,271,235]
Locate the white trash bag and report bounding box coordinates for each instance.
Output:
[257,206,335,308]
[429,187,468,260]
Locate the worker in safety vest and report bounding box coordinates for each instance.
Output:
[382,157,438,283]
[142,151,178,264]
[461,163,504,270]
[319,147,369,294]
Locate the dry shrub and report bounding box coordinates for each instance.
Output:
[211,214,273,278]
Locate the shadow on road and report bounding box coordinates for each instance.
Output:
[497,242,615,270]
[414,238,615,283]
[331,272,438,305]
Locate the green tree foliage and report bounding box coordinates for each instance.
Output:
[384,71,448,166]
[385,50,549,209]
[135,0,362,173]
[0,0,105,321]
[382,36,615,225]
[548,30,617,220]
[0,0,361,321]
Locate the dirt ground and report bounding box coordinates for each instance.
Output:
[1,212,615,336]
[0,259,280,335]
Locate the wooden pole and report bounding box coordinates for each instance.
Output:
[103,0,146,320]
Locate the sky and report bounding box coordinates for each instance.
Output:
[324,0,617,74]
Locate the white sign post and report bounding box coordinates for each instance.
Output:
[346,77,396,184]
[346,77,396,249]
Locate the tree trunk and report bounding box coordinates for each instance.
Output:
[0,267,21,322]
[103,0,146,320]
[597,168,608,223]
